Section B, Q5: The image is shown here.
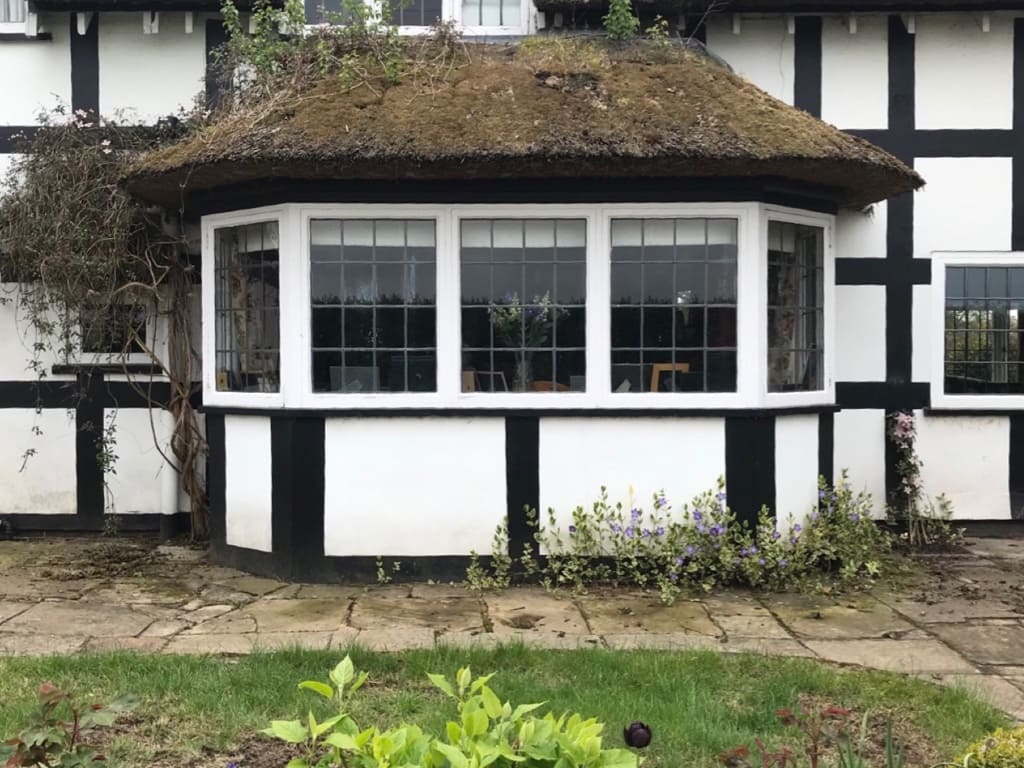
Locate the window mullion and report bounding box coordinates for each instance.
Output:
[437,208,461,403]
[589,210,611,400]
[280,206,307,405]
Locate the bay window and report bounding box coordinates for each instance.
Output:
[460,219,586,393]
[610,218,738,393]
[767,220,824,393]
[310,219,436,393]
[213,221,281,393]
[202,204,834,408]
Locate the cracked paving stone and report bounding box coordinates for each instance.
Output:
[802,639,977,674]
[929,623,1024,666]
[881,596,1021,623]
[1,602,152,638]
[183,612,258,635]
[703,594,791,639]
[141,619,190,638]
[577,593,720,636]
[0,600,33,625]
[350,595,484,633]
[241,598,351,633]
[180,604,235,623]
[486,590,588,635]
[770,598,916,640]
[219,576,287,596]
[0,633,86,656]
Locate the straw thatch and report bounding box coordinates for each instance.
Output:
[125,41,922,209]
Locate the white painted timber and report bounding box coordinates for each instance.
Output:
[98,13,206,122]
[916,411,1011,520]
[914,157,1012,261]
[224,415,273,552]
[834,285,886,382]
[821,14,888,130]
[0,23,72,125]
[0,409,77,515]
[774,414,819,526]
[323,417,506,556]
[705,15,795,104]
[103,408,175,515]
[915,14,1014,130]
[833,409,886,516]
[538,418,726,531]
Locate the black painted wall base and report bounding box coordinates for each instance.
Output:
[2,511,190,537]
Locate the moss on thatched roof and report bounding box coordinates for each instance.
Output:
[125,40,921,209]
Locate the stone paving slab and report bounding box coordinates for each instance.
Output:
[929,623,1024,666]
[164,634,257,655]
[803,639,978,674]
[350,595,484,633]
[253,631,335,651]
[85,637,170,653]
[769,598,918,641]
[878,595,1021,623]
[576,594,720,636]
[0,600,33,625]
[1,601,152,638]
[603,633,721,651]
[704,594,792,639]
[240,598,351,633]
[0,633,86,656]
[930,674,1024,721]
[487,590,588,635]
[355,628,437,651]
[720,638,816,658]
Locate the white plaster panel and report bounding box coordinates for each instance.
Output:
[103,408,175,515]
[836,202,886,260]
[0,25,71,125]
[538,418,726,530]
[820,15,888,130]
[225,415,273,552]
[911,283,931,383]
[916,411,1010,520]
[323,418,506,556]
[0,284,73,380]
[915,15,1014,130]
[774,414,819,524]
[0,409,77,515]
[835,285,886,382]
[98,14,206,121]
[705,16,794,104]
[833,409,885,516]
[914,158,1012,260]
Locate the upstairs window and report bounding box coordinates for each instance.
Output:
[82,305,147,356]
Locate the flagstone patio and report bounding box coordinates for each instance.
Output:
[2,536,1024,720]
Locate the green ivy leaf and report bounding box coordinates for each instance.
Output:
[434,741,470,768]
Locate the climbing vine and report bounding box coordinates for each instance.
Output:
[0,108,207,537]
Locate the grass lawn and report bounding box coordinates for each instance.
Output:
[0,644,1007,767]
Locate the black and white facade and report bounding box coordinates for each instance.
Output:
[2,0,1023,578]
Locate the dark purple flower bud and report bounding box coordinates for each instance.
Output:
[568,525,577,534]
[772,531,781,540]
[710,524,725,536]
[624,721,652,749]
[611,523,622,533]
[641,528,652,538]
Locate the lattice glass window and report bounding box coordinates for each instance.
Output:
[461,0,518,26]
[460,219,585,393]
[214,222,281,393]
[610,218,737,393]
[390,0,443,25]
[944,266,1024,395]
[767,221,824,392]
[311,219,436,393]
[82,305,147,355]
[1,0,26,23]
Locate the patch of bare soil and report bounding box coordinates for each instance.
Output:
[34,539,167,580]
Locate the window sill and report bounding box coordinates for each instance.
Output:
[924,407,1024,417]
[0,31,50,41]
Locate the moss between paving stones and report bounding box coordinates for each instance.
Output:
[125,39,921,209]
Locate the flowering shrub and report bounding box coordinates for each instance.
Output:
[469,473,890,604]
[886,411,964,549]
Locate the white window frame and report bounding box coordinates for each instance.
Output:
[201,202,836,410]
[930,250,1024,410]
[761,206,836,408]
[78,301,159,369]
[306,0,532,37]
[202,205,293,408]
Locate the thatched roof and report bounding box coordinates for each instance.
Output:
[125,42,922,210]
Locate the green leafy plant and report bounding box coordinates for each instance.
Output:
[264,655,643,767]
[0,683,137,767]
[957,725,1024,767]
[603,0,639,41]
